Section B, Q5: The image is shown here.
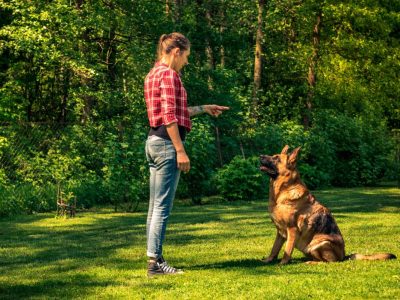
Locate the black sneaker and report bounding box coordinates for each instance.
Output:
[147,261,164,277]
[147,257,184,277]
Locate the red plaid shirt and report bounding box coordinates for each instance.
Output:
[144,62,191,132]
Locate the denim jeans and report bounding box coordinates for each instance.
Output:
[145,135,181,258]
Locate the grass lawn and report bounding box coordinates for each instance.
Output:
[1,185,399,299]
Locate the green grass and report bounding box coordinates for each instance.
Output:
[1,186,399,299]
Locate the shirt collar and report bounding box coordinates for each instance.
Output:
[155,61,181,77]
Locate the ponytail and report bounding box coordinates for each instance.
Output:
[157,34,168,61]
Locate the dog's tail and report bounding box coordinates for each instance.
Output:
[345,253,396,261]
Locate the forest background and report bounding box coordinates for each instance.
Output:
[0,0,399,216]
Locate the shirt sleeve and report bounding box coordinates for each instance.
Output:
[160,69,179,126]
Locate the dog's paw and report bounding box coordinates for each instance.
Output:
[305,261,322,265]
[279,259,290,265]
[261,257,276,263]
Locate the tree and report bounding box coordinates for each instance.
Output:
[252,0,265,118]
[304,10,322,129]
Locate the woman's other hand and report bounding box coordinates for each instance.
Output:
[176,150,190,173]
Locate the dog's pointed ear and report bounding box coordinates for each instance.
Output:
[288,147,301,166]
[281,145,289,154]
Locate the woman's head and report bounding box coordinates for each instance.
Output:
[157,32,190,72]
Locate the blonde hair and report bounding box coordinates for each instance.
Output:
[157,32,190,61]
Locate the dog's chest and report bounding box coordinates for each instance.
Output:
[269,205,293,237]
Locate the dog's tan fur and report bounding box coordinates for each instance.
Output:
[260,145,396,264]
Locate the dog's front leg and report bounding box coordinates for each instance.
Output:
[280,227,298,265]
[262,231,285,263]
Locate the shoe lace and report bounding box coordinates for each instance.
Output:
[158,260,178,273]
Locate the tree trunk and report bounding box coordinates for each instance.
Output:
[174,0,182,23]
[26,86,33,122]
[166,0,170,15]
[105,26,117,85]
[59,67,70,124]
[75,0,84,10]
[200,1,223,166]
[74,0,93,124]
[219,7,226,67]
[205,7,215,90]
[304,11,322,129]
[393,129,400,188]
[215,126,223,166]
[252,0,265,118]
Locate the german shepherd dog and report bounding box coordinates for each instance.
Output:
[259,145,396,264]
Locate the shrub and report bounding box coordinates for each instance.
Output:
[101,122,148,212]
[311,111,392,186]
[178,120,217,204]
[229,113,392,189]
[0,182,56,216]
[215,156,264,201]
[0,184,18,217]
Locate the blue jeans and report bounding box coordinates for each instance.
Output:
[145,135,181,258]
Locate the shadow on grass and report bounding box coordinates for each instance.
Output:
[0,212,148,298]
[0,186,398,298]
[191,258,271,271]
[312,188,400,213]
[0,274,111,300]
[1,213,145,266]
[165,186,400,229]
[190,257,320,275]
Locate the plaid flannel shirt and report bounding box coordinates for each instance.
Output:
[144,62,191,132]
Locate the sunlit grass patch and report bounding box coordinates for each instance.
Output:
[0,186,399,299]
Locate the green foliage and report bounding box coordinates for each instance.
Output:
[0,1,399,215]
[101,121,148,212]
[311,111,392,187]
[215,156,264,201]
[0,182,56,216]
[178,119,217,204]
[230,115,393,190]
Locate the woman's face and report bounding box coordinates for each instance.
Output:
[174,48,190,72]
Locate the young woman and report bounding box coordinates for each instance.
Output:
[144,32,229,277]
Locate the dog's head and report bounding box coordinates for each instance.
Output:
[260,145,301,179]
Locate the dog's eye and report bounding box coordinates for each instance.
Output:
[273,156,280,162]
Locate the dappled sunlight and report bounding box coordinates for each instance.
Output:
[1,186,399,298]
[312,187,400,213]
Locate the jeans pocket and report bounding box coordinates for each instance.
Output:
[164,142,176,160]
[147,139,176,173]
[147,140,165,159]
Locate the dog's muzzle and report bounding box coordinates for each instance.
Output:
[260,155,278,179]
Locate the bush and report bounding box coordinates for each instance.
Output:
[101,121,148,212]
[215,156,265,201]
[0,184,19,217]
[311,111,392,186]
[0,182,56,217]
[234,120,331,189]
[178,120,217,204]
[229,113,393,190]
